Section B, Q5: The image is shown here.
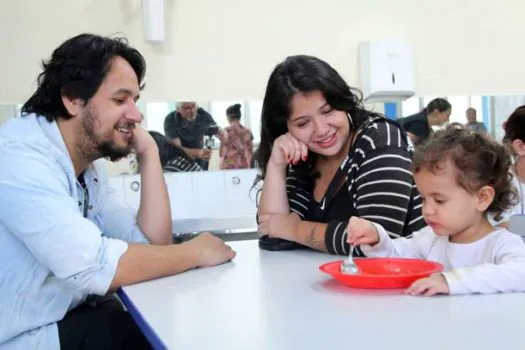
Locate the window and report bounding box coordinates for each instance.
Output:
[469,96,483,120]
[400,96,420,117]
[447,96,469,124]
[210,100,243,129]
[145,102,170,134]
[247,100,263,144]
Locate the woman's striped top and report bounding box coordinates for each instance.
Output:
[286,117,427,256]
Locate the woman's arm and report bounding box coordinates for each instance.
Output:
[258,162,290,215]
[258,133,308,216]
[257,212,329,252]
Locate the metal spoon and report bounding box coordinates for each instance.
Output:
[341,230,359,274]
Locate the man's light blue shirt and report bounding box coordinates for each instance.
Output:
[0,114,148,349]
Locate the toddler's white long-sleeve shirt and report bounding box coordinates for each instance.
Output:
[361,225,525,295]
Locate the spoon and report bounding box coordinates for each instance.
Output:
[341,230,359,274]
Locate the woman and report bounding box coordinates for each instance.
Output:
[498,106,525,232]
[148,131,203,172]
[256,55,426,255]
[219,103,254,170]
[398,98,452,145]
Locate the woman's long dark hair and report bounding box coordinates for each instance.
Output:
[255,54,383,183]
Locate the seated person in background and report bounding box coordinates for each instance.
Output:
[256,55,426,255]
[0,33,235,350]
[219,103,254,170]
[494,105,525,230]
[398,98,451,145]
[464,107,488,134]
[163,101,225,170]
[347,127,525,296]
[149,131,203,172]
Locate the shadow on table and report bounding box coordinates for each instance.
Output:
[311,278,405,297]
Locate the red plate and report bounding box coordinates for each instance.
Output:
[319,258,444,289]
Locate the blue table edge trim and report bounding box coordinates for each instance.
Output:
[117,287,168,350]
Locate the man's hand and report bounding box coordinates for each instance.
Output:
[257,213,301,241]
[198,148,213,160]
[186,232,236,267]
[132,126,158,157]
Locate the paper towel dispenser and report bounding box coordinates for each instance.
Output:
[359,40,416,103]
[142,0,165,43]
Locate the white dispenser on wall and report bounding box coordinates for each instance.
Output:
[359,40,416,103]
[142,0,165,43]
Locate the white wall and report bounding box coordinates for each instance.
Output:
[110,169,259,232]
[1,0,524,103]
[0,105,18,125]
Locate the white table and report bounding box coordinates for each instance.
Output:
[171,216,256,235]
[119,240,525,350]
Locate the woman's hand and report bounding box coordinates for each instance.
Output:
[258,213,302,241]
[269,132,309,168]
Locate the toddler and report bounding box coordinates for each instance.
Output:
[346,127,525,296]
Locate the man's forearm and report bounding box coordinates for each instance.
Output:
[109,243,198,291]
[166,138,202,159]
[137,148,172,245]
[182,147,203,159]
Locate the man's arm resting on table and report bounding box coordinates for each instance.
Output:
[109,243,199,292]
[167,137,202,159]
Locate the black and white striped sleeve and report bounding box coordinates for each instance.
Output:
[285,168,311,219]
[353,147,414,236]
[163,157,203,172]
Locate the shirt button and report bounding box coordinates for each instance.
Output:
[94,178,98,183]
[88,205,93,210]
[78,201,81,206]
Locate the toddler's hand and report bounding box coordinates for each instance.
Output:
[346,217,380,246]
[405,273,450,296]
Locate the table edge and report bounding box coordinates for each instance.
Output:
[117,287,168,350]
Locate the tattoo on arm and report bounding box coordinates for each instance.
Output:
[305,225,323,250]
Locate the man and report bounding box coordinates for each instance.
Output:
[163,102,225,170]
[0,34,235,350]
[398,98,451,145]
[464,107,488,134]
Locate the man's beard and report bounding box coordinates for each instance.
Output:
[80,105,133,162]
